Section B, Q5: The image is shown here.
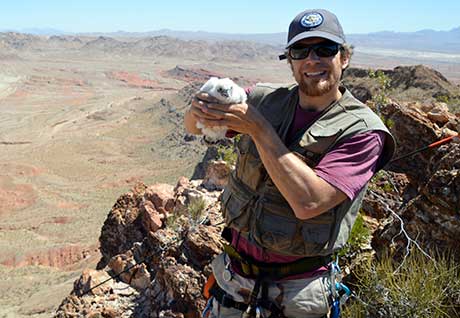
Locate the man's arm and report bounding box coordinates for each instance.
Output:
[251,122,347,219]
[196,98,347,220]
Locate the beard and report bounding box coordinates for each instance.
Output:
[297,71,340,97]
[298,77,334,96]
[290,62,341,97]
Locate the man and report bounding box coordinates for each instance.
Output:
[184,8,395,318]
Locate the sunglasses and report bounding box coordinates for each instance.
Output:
[279,41,341,60]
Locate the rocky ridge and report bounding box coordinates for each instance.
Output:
[0,33,281,61]
[55,162,231,317]
[343,65,460,107]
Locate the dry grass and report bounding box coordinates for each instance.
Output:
[343,248,460,318]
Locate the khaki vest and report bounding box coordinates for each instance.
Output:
[221,83,395,257]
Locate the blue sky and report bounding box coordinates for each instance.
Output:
[2,0,459,34]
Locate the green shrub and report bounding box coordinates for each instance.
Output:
[216,135,240,166]
[435,94,460,113]
[165,212,181,231]
[342,248,460,318]
[217,144,237,166]
[188,196,207,224]
[369,170,395,193]
[166,196,207,229]
[369,69,392,112]
[436,94,450,104]
[338,211,371,259]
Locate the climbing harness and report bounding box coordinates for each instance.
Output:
[205,255,352,318]
[208,278,286,318]
[204,243,333,318]
[202,297,214,318]
[223,244,332,279]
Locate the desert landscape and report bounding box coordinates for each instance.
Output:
[0,33,459,317]
[0,34,295,317]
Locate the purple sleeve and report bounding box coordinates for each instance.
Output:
[245,85,255,96]
[314,131,386,200]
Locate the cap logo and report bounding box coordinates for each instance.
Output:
[300,12,323,28]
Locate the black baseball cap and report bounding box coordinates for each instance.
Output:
[286,9,345,48]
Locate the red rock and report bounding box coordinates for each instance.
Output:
[175,176,190,191]
[140,200,163,232]
[73,269,112,296]
[203,160,231,190]
[144,183,175,215]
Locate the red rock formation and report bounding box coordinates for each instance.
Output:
[106,71,159,89]
[0,175,37,215]
[56,170,225,317]
[1,244,98,268]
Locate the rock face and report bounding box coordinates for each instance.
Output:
[96,183,149,270]
[382,141,460,254]
[384,101,459,187]
[363,99,460,258]
[56,169,227,317]
[55,75,460,316]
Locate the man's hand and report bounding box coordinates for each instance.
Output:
[184,92,221,134]
[192,92,219,116]
[194,92,267,137]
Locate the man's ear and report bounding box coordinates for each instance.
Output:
[340,52,350,70]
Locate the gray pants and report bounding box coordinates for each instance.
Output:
[207,253,331,318]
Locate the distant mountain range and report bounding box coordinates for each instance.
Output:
[2,27,460,54]
[2,28,70,36]
[347,28,460,54]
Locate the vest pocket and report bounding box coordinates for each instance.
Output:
[252,199,335,256]
[221,188,252,232]
[236,135,264,191]
[252,201,298,252]
[300,222,332,255]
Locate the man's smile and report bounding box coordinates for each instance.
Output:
[304,70,327,78]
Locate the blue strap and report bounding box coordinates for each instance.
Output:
[331,299,340,318]
[202,297,213,318]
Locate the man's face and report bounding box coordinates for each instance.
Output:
[289,37,349,97]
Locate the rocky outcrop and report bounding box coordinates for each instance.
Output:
[378,141,460,255]
[344,65,460,105]
[363,99,460,258]
[56,160,230,317]
[96,183,148,270]
[384,100,459,186]
[388,65,453,97]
